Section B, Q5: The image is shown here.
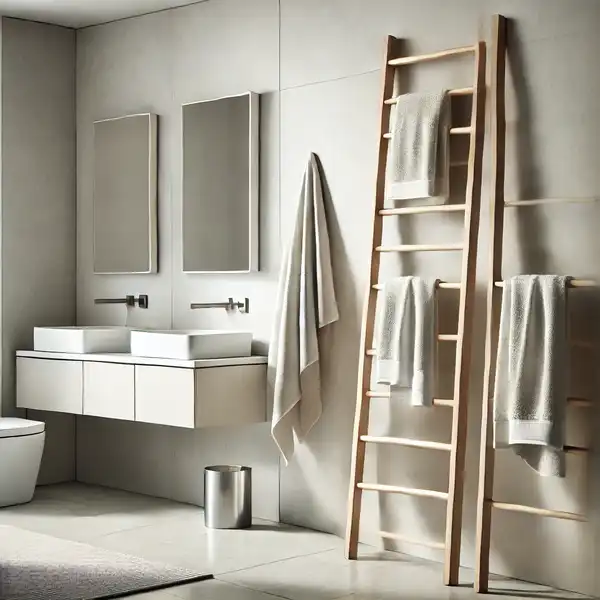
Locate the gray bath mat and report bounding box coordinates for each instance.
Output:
[0,525,212,599]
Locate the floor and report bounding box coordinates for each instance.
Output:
[0,483,586,600]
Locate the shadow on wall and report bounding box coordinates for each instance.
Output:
[510,21,549,276]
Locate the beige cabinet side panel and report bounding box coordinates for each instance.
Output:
[16,358,83,414]
[135,365,195,428]
[195,364,267,428]
[83,362,134,421]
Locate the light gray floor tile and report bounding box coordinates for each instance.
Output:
[171,579,288,599]
[92,517,341,575]
[0,483,204,542]
[219,552,356,600]
[126,590,180,599]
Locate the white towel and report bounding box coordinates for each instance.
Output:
[375,276,437,407]
[268,154,339,464]
[493,275,569,477]
[386,91,450,203]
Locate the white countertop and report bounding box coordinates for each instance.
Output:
[16,350,267,369]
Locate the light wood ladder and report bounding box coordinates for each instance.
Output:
[345,33,487,586]
[474,14,596,593]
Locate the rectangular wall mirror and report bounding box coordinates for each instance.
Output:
[93,113,158,274]
[182,92,259,273]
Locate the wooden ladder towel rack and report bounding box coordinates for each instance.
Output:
[474,14,596,593]
[345,33,487,586]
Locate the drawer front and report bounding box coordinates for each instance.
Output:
[135,365,195,428]
[17,357,83,414]
[83,362,134,421]
[195,365,267,428]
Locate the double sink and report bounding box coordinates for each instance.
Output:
[33,326,252,360]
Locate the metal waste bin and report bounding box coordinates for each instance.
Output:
[204,465,252,529]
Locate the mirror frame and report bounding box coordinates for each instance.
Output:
[93,112,158,275]
[181,91,259,274]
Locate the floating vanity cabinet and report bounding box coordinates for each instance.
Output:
[15,351,267,429]
[17,357,83,414]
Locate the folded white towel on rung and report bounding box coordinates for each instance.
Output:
[493,275,569,477]
[375,276,437,407]
[386,90,450,203]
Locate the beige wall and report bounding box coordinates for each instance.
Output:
[75,0,600,594]
[1,18,77,483]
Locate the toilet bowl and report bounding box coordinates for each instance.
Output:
[0,418,45,508]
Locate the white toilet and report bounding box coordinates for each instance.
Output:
[0,418,45,507]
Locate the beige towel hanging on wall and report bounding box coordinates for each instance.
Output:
[268,154,339,464]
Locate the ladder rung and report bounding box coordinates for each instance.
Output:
[379,531,445,550]
[384,87,474,105]
[384,127,471,139]
[450,126,473,135]
[564,445,589,456]
[505,197,599,208]
[568,397,593,408]
[438,334,458,342]
[379,204,466,216]
[388,45,476,66]
[365,390,454,408]
[439,282,462,289]
[373,282,461,290]
[367,333,455,355]
[495,279,595,289]
[361,435,452,451]
[358,482,448,501]
[376,243,463,253]
[490,501,586,522]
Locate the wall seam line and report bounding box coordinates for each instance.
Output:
[279,68,380,94]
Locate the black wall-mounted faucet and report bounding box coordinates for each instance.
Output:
[94,295,149,309]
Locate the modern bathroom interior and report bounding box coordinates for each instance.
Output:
[0,0,599,599]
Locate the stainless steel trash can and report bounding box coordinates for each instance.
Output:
[204,465,252,529]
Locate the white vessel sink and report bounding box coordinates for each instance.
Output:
[130,330,252,360]
[33,326,130,354]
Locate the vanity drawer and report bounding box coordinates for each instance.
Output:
[84,362,134,421]
[195,365,266,428]
[16,357,83,414]
[134,364,267,429]
[135,365,195,428]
